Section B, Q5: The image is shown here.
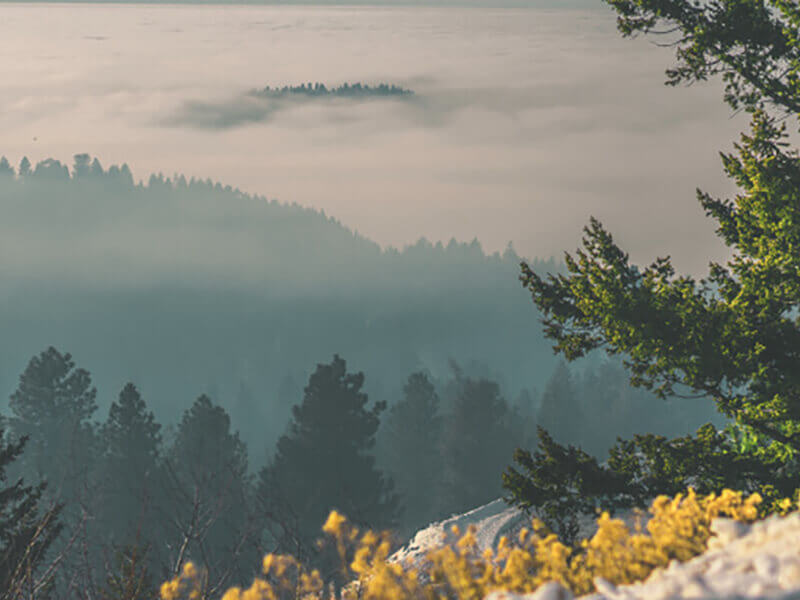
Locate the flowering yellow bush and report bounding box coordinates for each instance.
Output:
[161,488,795,600]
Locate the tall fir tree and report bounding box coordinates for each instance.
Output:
[0,424,62,600]
[8,347,97,510]
[439,368,520,515]
[164,395,257,594]
[0,157,13,178]
[17,157,30,179]
[378,371,443,534]
[258,355,398,564]
[96,383,164,580]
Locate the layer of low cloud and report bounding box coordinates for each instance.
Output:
[0,3,749,277]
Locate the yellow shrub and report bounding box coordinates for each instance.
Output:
[161,488,796,600]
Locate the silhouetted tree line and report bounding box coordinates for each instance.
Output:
[0,343,721,598]
[250,82,413,99]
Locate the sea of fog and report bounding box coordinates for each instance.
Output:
[1,2,747,274]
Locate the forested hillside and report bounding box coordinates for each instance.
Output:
[0,154,553,449]
[0,155,716,467]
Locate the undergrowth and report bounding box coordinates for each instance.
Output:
[160,488,798,600]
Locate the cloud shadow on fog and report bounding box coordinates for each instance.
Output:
[166,95,284,129]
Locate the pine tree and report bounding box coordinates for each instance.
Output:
[96,383,163,570]
[0,157,13,178]
[439,369,519,515]
[72,154,91,179]
[164,395,257,592]
[17,157,30,178]
[258,355,398,562]
[8,347,97,508]
[379,372,443,533]
[0,424,62,600]
[522,0,800,458]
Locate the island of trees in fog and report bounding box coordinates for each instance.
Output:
[250,82,414,100]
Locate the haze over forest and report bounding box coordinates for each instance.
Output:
[2,3,747,276]
[0,1,750,597]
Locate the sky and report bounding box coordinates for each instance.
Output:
[0,2,749,276]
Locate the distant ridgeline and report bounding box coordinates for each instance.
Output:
[249,82,414,100]
[0,152,562,429]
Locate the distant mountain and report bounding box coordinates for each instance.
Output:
[0,154,562,461]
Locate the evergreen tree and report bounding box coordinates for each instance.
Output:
[32,159,69,181]
[521,0,800,458]
[96,383,163,572]
[90,157,104,178]
[258,355,397,562]
[17,157,30,178]
[73,153,91,179]
[0,157,13,178]
[0,425,62,600]
[8,347,97,508]
[439,369,519,515]
[379,372,443,533]
[164,395,257,593]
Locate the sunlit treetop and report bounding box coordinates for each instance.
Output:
[521,0,800,459]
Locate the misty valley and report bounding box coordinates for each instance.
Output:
[2,1,800,599]
[0,153,721,596]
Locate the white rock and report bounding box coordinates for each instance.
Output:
[486,582,574,600]
[754,554,781,579]
[709,518,749,549]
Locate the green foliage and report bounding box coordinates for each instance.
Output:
[503,427,634,543]
[0,426,62,600]
[605,0,800,114]
[521,0,800,458]
[503,424,800,543]
[378,372,444,535]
